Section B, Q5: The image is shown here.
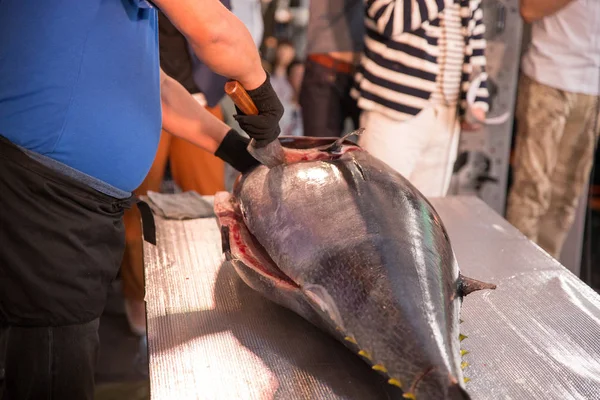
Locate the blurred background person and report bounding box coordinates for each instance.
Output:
[271,39,304,136]
[299,0,365,138]
[506,0,600,259]
[287,59,306,136]
[231,0,265,48]
[352,0,489,197]
[283,0,310,60]
[261,0,309,69]
[287,59,304,99]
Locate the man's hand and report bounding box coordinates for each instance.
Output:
[215,130,262,173]
[461,107,486,132]
[233,75,284,147]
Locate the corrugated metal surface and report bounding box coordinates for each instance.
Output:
[143,195,600,399]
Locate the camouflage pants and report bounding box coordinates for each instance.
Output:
[506,74,600,259]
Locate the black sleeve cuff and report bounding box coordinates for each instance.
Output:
[215,129,260,173]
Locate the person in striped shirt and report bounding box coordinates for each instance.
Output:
[352,0,489,197]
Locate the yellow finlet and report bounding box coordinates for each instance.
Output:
[372,364,388,373]
[460,349,469,356]
[459,333,468,342]
[461,361,469,370]
[464,377,471,383]
[344,336,357,344]
[358,350,372,360]
[402,393,416,399]
[388,378,402,388]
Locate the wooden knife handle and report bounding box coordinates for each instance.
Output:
[224,81,259,116]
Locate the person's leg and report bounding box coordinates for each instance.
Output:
[347,96,361,133]
[505,74,570,243]
[340,71,361,132]
[2,319,99,400]
[409,105,461,197]
[121,130,171,335]
[358,109,434,179]
[169,104,226,194]
[0,325,6,397]
[537,94,600,258]
[299,60,346,137]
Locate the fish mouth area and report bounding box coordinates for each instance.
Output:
[237,138,362,177]
[277,135,358,150]
[214,192,299,289]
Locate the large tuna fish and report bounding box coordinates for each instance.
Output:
[214,133,496,400]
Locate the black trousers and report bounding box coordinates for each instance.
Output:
[0,320,99,400]
[0,136,133,399]
[299,59,360,138]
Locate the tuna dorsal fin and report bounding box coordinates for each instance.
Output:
[324,128,365,153]
[458,274,497,297]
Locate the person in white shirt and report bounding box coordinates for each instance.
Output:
[506,0,600,258]
[230,0,264,47]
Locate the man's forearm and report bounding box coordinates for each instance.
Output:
[153,0,266,90]
[520,0,575,23]
[160,70,261,173]
[160,70,229,153]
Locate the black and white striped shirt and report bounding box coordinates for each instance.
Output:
[352,0,489,121]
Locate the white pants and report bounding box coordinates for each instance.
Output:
[358,106,460,198]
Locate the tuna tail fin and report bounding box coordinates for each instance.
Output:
[448,384,472,400]
[458,274,497,297]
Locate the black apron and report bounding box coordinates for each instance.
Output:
[0,136,135,327]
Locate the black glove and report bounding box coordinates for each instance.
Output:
[233,74,284,147]
[215,129,260,173]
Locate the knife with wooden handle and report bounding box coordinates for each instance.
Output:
[224,81,286,168]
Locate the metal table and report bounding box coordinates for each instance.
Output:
[142,195,600,400]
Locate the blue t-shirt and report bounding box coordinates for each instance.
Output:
[0,0,162,192]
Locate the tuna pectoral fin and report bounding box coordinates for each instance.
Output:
[448,384,472,400]
[303,284,346,332]
[458,274,497,297]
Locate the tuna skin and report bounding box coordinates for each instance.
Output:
[215,140,490,400]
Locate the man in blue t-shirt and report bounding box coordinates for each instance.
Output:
[0,0,283,398]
